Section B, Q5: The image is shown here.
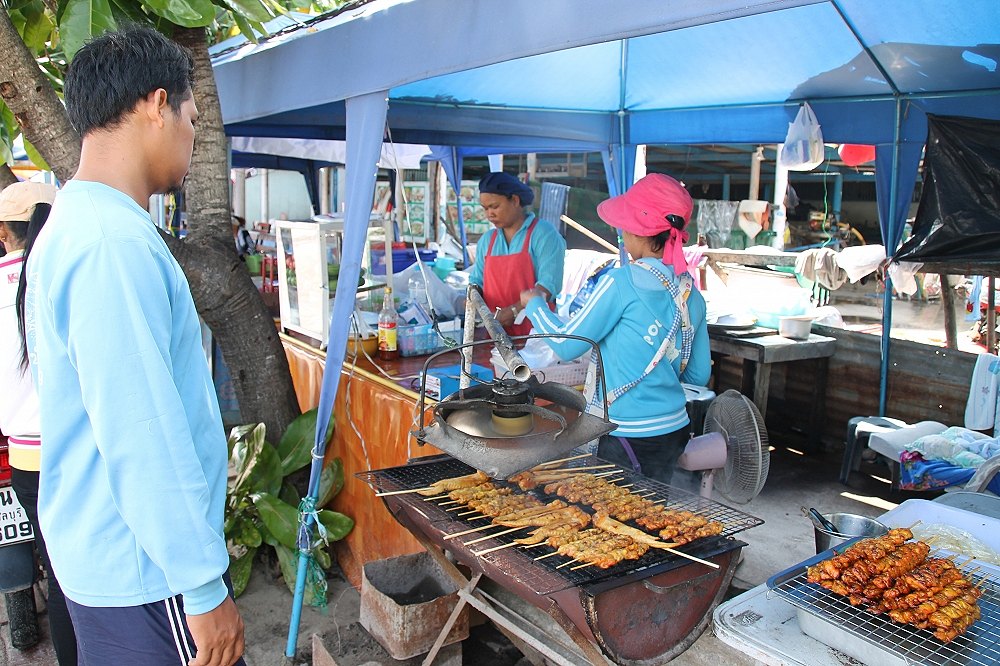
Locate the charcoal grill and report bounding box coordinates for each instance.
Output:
[768,548,1000,666]
[359,454,764,664]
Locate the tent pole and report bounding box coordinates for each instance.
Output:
[284,91,390,661]
[878,98,903,416]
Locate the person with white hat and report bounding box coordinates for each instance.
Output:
[0,180,77,664]
[519,174,711,483]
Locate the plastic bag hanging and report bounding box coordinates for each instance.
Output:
[779,103,825,171]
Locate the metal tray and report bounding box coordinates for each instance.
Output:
[767,545,1000,666]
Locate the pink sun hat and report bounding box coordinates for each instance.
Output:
[597,174,693,274]
[596,173,693,236]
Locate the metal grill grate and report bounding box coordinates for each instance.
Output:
[358,454,763,594]
[769,555,1000,666]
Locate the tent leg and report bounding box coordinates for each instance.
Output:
[940,274,958,350]
[879,281,893,416]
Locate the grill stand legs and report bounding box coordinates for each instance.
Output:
[413,531,609,666]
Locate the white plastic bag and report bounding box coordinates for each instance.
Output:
[779,103,825,171]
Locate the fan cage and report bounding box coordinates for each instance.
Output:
[703,389,769,503]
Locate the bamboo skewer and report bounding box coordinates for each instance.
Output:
[557,558,582,569]
[533,453,592,468]
[472,541,522,556]
[463,526,527,546]
[375,486,437,497]
[659,547,720,569]
[534,551,561,561]
[533,464,616,474]
[444,523,504,540]
[571,562,597,571]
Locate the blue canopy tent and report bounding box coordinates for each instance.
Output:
[210,0,1000,655]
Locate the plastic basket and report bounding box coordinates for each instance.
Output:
[491,357,589,387]
[398,323,449,357]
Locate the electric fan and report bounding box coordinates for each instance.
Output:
[678,389,769,503]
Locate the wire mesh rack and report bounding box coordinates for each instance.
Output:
[768,555,1000,666]
[358,453,763,595]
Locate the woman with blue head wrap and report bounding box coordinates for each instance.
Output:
[469,172,566,334]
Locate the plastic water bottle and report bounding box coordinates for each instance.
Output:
[408,273,432,322]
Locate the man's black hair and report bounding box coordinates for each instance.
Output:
[64,25,195,136]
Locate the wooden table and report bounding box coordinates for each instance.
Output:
[709,331,836,448]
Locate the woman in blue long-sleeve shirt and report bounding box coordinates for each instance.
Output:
[519,174,710,483]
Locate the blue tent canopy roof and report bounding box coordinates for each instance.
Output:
[214,0,1000,148]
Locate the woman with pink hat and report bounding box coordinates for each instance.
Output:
[519,174,710,483]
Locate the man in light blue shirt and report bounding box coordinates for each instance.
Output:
[26,27,244,666]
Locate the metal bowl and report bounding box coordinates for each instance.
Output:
[813,512,888,553]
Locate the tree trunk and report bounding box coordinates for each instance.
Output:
[171,27,300,439]
[0,12,80,183]
[0,164,16,189]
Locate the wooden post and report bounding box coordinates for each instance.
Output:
[939,274,958,350]
[988,277,997,353]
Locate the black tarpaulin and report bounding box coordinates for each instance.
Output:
[895,115,1000,265]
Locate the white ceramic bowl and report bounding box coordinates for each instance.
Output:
[778,315,814,340]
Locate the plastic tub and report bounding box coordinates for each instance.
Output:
[813,512,887,553]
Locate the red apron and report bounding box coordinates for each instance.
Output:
[483,217,553,336]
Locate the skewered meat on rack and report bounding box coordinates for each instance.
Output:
[887,585,982,624]
[872,560,962,612]
[417,470,491,496]
[806,528,914,583]
[556,531,651,569]
[495,505,591,529]
[666,521,724,545]
[514,524,585,546]
[839,541,930,592]
[538,474,727,544]
[806,533,983,642]
[446,482,509,503]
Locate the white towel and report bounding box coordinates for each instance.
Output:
[965,353,1000,430]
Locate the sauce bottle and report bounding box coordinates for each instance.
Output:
[377,287,399,360]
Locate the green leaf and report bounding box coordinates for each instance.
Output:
[316,458,344,507]
[229,423,266,494]
[59,0,117,60]
[229,10,259,43]
[0,104,16,167]
[277,408,335,476]
[246,438,282,496]
[223,0,272,24]
[279,480,300,507]
[229,546,257,598]
[252,492,298,549]
[22,139,50,172]
[7,0,39,11]
[142,0,215,27]
[313,546,331,570]
[316,509,353,542]
[229,515,262,548]
[17,2,56,52]
[275,544,325,606]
